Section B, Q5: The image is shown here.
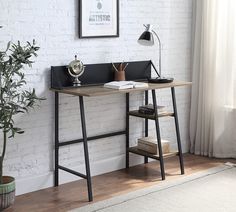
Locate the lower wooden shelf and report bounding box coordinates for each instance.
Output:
[128,146,178,160]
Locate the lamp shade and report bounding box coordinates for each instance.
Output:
[138,31,154,46]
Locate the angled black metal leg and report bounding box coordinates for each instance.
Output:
[79,96,93,201]
[171,87,184,175]
[126,93,130,169]
[152,90,165,180]
[144,91,149,164]
[54,92,59,187]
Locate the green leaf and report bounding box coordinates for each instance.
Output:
[0,40,45,138]
[6,42,11,52]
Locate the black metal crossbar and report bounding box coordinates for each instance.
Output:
[58,165,87,179]
[59,131,126,147]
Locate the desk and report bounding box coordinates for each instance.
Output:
[52,80,191,202]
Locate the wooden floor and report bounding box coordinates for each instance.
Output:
[6,154,236,212]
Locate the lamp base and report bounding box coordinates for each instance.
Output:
[148,77,174,83]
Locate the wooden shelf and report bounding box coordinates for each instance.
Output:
[128,110,174,120]
[128,146,178,160]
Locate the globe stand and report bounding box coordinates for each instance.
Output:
[67,55,85,87]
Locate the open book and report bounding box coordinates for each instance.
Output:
[104,81,148,90]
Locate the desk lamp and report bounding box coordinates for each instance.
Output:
[138,24,173,83]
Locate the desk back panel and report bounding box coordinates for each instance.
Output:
[51,60,152,89]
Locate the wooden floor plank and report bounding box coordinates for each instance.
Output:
[6,154,236,212]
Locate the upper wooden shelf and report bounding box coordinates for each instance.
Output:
[51,81,192,97]
[128,110,174,119]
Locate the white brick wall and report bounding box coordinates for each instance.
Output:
[0,0,193,195]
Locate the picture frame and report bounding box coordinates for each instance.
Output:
[79,0,119,38]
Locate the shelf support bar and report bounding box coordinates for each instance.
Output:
[126,93,130,168]
[171,87,185,174]
[54,92,59,187]
[144,90,149,164]
[152,89,165,180]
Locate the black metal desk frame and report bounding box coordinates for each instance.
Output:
[52,61,188,202]
[54,92,127,201]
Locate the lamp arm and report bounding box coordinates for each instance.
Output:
[152,30,162,77]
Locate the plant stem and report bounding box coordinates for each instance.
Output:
[0,131,7,184]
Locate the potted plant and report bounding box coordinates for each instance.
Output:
[0,40,43,209]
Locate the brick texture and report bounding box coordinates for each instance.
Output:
[0,0,193,194]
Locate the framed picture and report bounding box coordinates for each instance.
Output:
[79,0,119,38]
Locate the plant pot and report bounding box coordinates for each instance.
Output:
[0,176,15,210]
